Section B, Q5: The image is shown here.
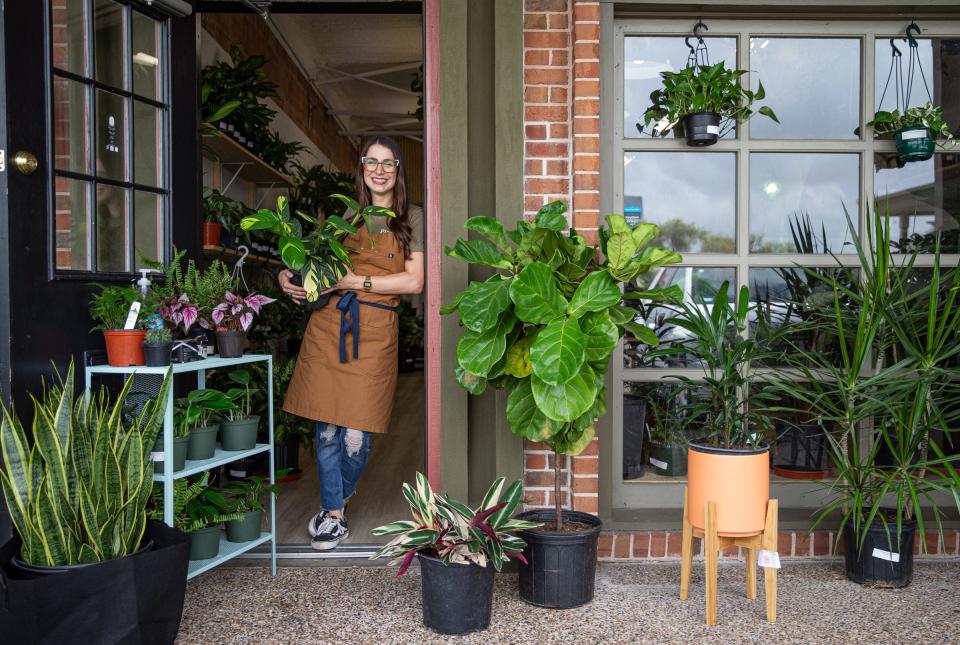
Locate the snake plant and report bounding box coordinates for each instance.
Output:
[0,363,171,566]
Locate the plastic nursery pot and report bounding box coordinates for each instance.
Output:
[772,423,829,480]
[894,126,935,163]
[225,510,264,543]
[418,552,495,635]
[188,526,222,561]
[215,330,246,358]
[515,509,602,609]
[220,415,260,451]
[202,221,222,246]
[682,111,721,146]
[687,443,769,536]
[289,273,331,311]
[142,341,173,367]
[102,330,147,367]
[152,436,190,473]
[843,514,917,588]
[648,442,688,477]
[186,424,219,461]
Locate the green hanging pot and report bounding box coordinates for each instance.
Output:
[894,126,935,163]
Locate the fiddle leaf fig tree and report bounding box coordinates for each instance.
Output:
[443,201,682,530]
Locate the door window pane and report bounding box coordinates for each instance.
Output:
[749,153,860,253]
[749,38,860,139]
[94,0,126,89]
[134,101,162,187]
[874,38,960,131]
[52,0,88,76]
[624,36,737,138]
[132,11,162,100]
[624,152,736,253]
[96,89,127,181]
[135,191,163,264]
[96,184,128,272]
[876,154,960,254]
[54,178,92,271]
[53,77,90,174]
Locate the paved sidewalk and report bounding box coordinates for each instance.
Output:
[177,560,959,644]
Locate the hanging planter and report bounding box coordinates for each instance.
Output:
[681,112,721,146]
[894,126,936,162]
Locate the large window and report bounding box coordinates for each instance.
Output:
[51,0,169,275]
[610,19,960,514]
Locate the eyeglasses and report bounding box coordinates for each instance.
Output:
[361,157,400,172]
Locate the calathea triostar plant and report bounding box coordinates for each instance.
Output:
[442,201,682,530]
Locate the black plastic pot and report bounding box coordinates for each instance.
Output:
[274,437,301,471]
[515,509,602,608]
[215,331,246,358]
[623,395,646,480]
[894,126,935,163]
[418,552,495,635]
[142,341,173,367]
[648,442,688,476]
[290,273,331,311]
[843,514,916,588]
[682,111,721,146]
[772,423,829,479]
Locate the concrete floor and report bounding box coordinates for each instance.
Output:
[176,559,960,644]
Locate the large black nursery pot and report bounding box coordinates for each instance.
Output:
[843,514,916,588]
[682,111,721,146]
[894,126,935,163]
[0,521,190,644]
[515,509,602,609]
[215,330,246,358]
[418,552,495,635]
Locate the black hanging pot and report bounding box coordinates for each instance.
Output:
[894,126,935,163]
[682,111,721,146]
[418,552,495,635]
[843,513,916,588]
[142,341,173,367]
[290,273,331,311]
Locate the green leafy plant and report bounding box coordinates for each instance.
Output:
[224,369,258,421]
[371,473,540,575]
[89,284,144,330]
[145,328,172,343]
[222,474,279,514]
[202,187,241,227]
[147,472,243,533]
[258,129,308,175]
[201,46,278,148]
[867,101,955,144]
[0,364,171,565]
[174,388,234,437]
[643,61,779,137]
[289,162,355,223]
[443,201,682,530]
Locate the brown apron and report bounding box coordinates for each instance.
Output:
[283,224,405,434]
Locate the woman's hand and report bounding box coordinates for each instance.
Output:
[279,269,307,304]
[321,268,361,295]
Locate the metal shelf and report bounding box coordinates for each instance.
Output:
[152,443,271,481]
[187,532,273,580]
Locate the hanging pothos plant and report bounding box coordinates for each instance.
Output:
[442,201,682,530]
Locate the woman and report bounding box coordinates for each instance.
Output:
[279,137,424,550]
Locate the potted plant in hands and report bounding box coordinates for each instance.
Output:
[148,473,243,561]
[442,201,682,608]
[643,61,779,146]
[90,284,149,366]
[867,101,955,164]
[143,327,174,367]
[371,474,538,635]
[220,369,260,451]
[221,475,278,543]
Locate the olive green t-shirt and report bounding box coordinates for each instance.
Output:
[364,204,424,254]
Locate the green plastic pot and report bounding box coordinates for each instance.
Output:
[153,435,190,473]
[648,442,688,476]
[894,126,935,163]
[225,509,264,543]
[188,526,222,561]
[186,424,219,461]
[220,416,260,451]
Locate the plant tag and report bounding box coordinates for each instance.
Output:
[871,547,900,562]
[649,457,668,470]
[229,469,246,478]
[123,301,141,330]
[706,125,720,135]
[899,129,926,140]
[150,451,164,462]
[757,550,781,569]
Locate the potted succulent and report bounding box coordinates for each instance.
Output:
[442,201,681,608]
[148,473,242,561]
[371,473,538,635]
[221,474,278,543]
[220,369,260,451]
[643,61,779,146]
[868,102,955,164]
[645,388,688,477]
[142,327,174,367]
[89,284,149,366]
[180,388,234,461]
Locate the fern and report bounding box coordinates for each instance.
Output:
[147,472,243,533]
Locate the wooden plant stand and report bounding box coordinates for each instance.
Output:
[679,487,778,625]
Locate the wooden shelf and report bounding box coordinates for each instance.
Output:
[203,244,282,267]
[202,129,295,187]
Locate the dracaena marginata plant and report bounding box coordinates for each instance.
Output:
[442,201,682,530]
[0,363,172,566]
[371,473,539,575]
[240,194,394,303]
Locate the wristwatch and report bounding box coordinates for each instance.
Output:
[363,275,372,292]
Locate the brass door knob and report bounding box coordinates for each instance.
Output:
[14,151,38,175]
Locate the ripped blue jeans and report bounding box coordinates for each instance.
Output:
[315,422,372,512]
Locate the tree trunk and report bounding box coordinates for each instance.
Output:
[554,449,563,532]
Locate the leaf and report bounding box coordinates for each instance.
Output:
[455,365,487,395]
[568,270,621,317]
[456,311,515,377]
[465,216,513,253]
[506,380,563,441]
[531,364,599,423]
[534,201,568,231]
[444,239,513,270]
[458,276,513,333]
[605,214,632,235]
[509,262,567,324]
[625,321,660,347]
[279,235,306,271]
[562,424,596,456]
[581,310,620,362]
[530,317,586,386]
[630,222,659,248]
[757,105,780,124]
[504,335,534,378]
[240,210,280,233]
[330,193,360,213]
[605,232,638,273]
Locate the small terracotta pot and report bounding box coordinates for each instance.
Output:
[687,443,769,536]
[102,330,147,367]
[203,222,222,246]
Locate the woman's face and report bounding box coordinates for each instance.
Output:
[362,143,399,199]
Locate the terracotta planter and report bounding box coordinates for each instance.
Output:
[102,330,147,367]
[203,222,222,246]
[687,443,769,536]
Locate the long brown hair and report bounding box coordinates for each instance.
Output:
[356,136,413,258]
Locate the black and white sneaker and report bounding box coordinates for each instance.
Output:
[307,510,329,538]
[311,515,349,551]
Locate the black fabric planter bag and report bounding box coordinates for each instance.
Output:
[515,509,601,609]
[0,520,190,644]
[843,515,916,588]
[418,553,495,635]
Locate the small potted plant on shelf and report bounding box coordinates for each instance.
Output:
[148,473,243,561]
[209,291,275,358]
[442,201,682,608]
[90,284,150,366]
[221,474,279,543]
[201,188,235,247]
[645,388,689,477]
[867,102,955,164]
[220,369,260,451]
[180,388,235,461]
[643,60,779,146]
[142,327,174,367]
[371,473,539,635]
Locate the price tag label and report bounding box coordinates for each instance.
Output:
[649,457,669,470]
[758,550,781,569]
[899,129,927,141]
[872,547,900,563]
[706,125,720,135]
[150,451,164,462]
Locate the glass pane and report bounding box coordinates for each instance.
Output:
[623,266,736,368]
[624,152,735,253]
[749,38,860,139]
[53,77,90,174]
[132,11,161,100]
[134,101,162,187]
[760,386,834,475]
[874,38,960,131]
[749,153,860,253]
[54,177,92,271]
[624,36,737,138]
[94,0,126,89]
[875,154,960,254]
[96,184,128,272]
[51,0,88,76]
[134,191,162,264]
[96,89,127,181]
